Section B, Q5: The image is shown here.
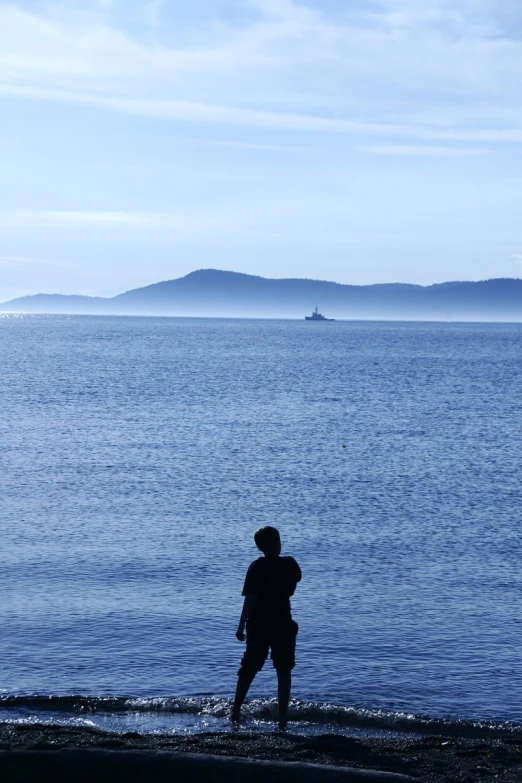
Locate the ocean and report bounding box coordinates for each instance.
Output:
[1,314,521,738]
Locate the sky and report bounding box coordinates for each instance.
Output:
[1,0,522,300]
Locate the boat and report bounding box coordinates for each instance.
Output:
[305,306,335,321]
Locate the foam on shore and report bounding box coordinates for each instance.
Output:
[1,695,521,740]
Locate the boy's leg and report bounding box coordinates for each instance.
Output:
[276,669,291,730]
[232,624,269,721]
[231,674,254,721]
[270,620,298,730]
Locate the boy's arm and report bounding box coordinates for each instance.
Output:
[236,593,257,641]
[286,557,302,585]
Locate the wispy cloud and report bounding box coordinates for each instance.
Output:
[1,2,522,145]
[0,210,155,227]
[0,255,74,271]
[510,254,522,264]
[3,83,522,144]
[361,145,488,157]
[0,209,238,235]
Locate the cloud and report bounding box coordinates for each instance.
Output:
[0,209,237,236]
[3,82,522,144]
[202,139,304,151]
[0,210,156,227]
[146,0,167,27]
[0,255,72,269]
[510,254,522,264]
[1,1,522,144]
[361,144,488,156]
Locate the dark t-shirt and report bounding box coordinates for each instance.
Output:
[242,555,302,624]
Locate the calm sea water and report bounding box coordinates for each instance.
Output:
[1,315,521,737]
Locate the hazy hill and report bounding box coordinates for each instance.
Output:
[1,269,521,320]
[0,293,108,314]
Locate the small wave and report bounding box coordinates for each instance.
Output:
[1,695,520,739]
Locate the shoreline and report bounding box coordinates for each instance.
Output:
[0,748,414,783]
[1,723,522,782]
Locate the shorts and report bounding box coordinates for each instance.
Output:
[238,619,298,678]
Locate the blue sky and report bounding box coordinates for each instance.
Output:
[1,0,522,299]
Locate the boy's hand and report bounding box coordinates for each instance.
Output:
[236,594,255,642]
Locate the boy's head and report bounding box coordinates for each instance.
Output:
[254,526,281,556]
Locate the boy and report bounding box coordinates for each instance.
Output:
[232,526,302,730]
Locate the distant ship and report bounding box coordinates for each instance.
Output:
[305,306,335,321]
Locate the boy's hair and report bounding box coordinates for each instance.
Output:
[254,526,281,553]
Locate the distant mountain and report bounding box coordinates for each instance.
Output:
[0,293,108,314]
[1,269,521,320]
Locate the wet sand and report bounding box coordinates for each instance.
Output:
[1,724,522,782]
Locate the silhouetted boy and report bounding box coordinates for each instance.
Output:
[232,526,302,730]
